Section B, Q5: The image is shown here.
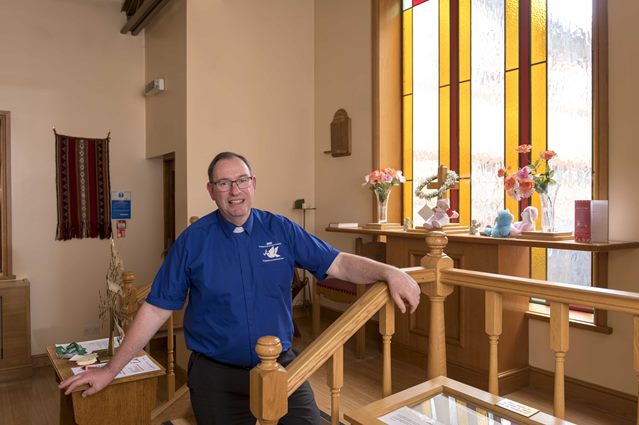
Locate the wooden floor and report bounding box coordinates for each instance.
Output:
[0,314,634,424]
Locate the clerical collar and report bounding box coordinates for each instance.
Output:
[233,226,245,234]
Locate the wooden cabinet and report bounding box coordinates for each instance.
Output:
[0,279,31,381]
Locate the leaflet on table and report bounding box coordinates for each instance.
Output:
[56,337,121,353]
[378,406,435,425]
[70,355,160,378]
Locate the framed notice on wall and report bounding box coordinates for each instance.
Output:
[111,191,132,220]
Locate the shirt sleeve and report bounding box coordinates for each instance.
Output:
[146,232,191,311]
[284,218,340,281]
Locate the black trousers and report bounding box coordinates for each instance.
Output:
[188,350,320,425]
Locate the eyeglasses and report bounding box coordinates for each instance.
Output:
[211,176,253,192]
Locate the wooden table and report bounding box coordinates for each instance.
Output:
[326,227,639,393]
[47,346,165,425]
[345,375,574,425]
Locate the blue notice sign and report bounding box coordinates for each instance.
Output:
[111,191,131,219]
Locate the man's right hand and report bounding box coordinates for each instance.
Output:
[58,364,117,397]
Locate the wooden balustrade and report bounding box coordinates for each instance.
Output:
[251,267,435,425]
[421,231,639,421]
[121,271,176,402]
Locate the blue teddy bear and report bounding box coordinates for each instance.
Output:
[482,209,514,238]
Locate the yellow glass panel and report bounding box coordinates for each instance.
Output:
[403,9,413,95]
[459,81,470,226]
[403,182,413,223]
[531,0,547,64]
[440,0,450,86]
[531,63,547,174]
[505,70,519,169]
[459,179,470,227]
[459,82,471,176]
[531,247,547,280]
[459,0,471,82]
[505,70,519,214]
[403,95,413,180]
[505,0,519,71]
[439,86,451,168]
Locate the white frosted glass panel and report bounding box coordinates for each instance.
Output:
[403,0,412,11]
[471,0,505,227]
[547,249,592,286]
[548,0,593,232]
[412,0,439,225]
[547,0,592,285]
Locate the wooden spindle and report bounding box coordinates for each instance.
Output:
[380,297,395,397]
[250,336,288,425]
[328,346,344,425]
[550,302,569,419]
[421,232,454,379]
[485,291,502,395]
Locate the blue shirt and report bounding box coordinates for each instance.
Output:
[146,209,339,367]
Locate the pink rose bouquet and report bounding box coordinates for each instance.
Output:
[498,145,557,201]
[363,167,406,203]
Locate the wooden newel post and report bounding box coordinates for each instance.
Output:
[121,271,137,333]
[421,232,454,379]
[250,336,288,425]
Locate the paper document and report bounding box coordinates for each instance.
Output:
[497,398,539,417]
[56,337,121,353]
[71,355,161,378]
[379,406,436,425]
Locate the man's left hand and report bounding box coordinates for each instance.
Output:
[386,269,421,314]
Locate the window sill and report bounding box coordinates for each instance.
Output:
[526,310,612,334]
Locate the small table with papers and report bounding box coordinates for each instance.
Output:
[47,343,165,425]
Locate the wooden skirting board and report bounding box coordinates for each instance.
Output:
[528,366,637,422]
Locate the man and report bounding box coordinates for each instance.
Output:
[60,152,421,425]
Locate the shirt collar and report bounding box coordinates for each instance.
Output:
[216,209,254,237]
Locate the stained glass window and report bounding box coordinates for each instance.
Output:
[402,1,598,293]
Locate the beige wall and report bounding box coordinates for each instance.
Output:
[528,0,639,394]
[0,0,163,354]
[185,0,315,229]
[145,0,189,231]
[314,0,373,253]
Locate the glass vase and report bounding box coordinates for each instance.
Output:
[539,184,559,232]
[375,189,390,223]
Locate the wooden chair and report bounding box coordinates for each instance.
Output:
[312,237,386,358]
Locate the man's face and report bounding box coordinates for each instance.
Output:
[207,157,256,226]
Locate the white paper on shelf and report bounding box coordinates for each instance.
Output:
[496,398,539,417]
[70,355,160,378]
[379,406,436,425]
[56,337,121,353]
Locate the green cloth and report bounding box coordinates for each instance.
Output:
[55,342,88,358]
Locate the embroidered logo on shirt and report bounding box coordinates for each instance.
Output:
[259,242,285,262]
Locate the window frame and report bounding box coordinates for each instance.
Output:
[0,111,13,279]
[374,0,610,330]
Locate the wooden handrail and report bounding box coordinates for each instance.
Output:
[440,268,639,314]
[286,282,389,396]
[250,267,435,424]
[287,267,434,396]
